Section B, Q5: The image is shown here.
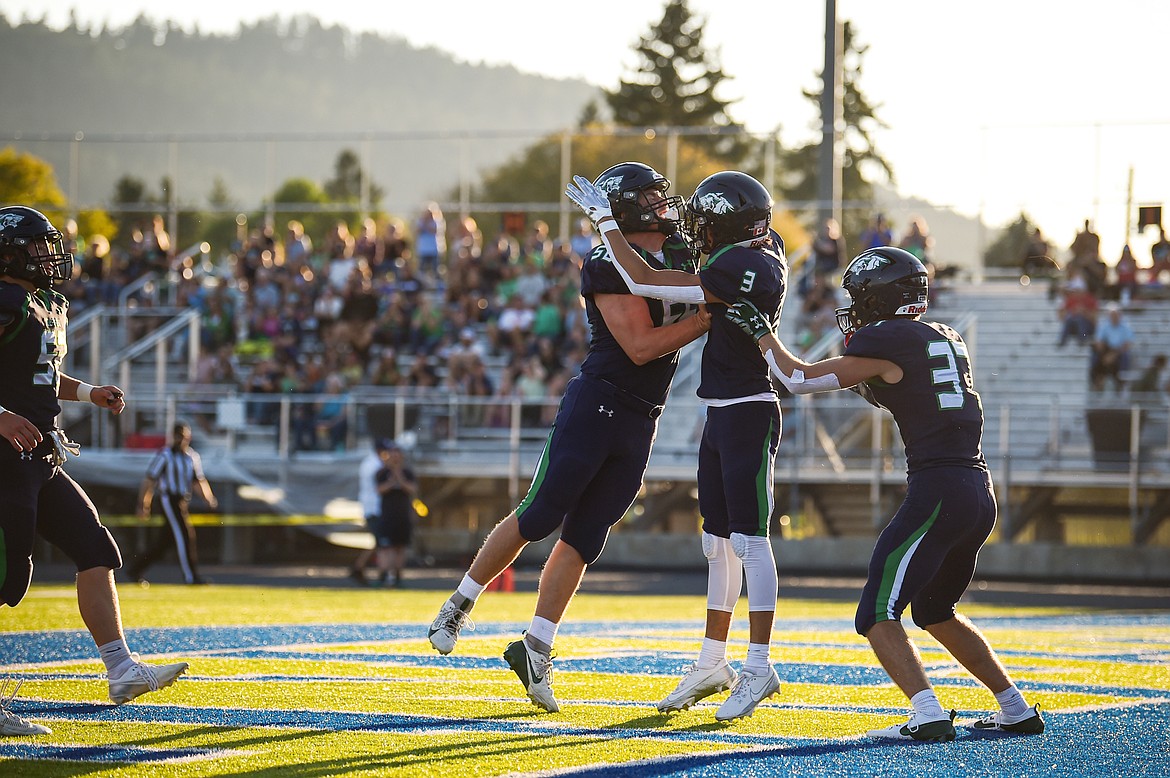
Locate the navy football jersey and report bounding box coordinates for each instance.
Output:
[844,318,986,473]
[0,281,69,430]
[697,230,787,400]
[579,233,698,406]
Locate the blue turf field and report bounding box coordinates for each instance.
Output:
[2,599,1168,777]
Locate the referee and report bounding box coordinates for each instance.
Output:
[131,422,218,585]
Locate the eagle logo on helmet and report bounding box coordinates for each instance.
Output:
[597,176,623,194]
[696,192,734,215]
[0,213,25,230]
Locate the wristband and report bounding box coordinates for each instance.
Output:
[76,383,96,403]
[596,216,621,234]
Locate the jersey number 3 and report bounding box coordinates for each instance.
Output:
[927,340,968,410]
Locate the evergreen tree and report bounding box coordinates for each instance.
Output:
[776,21,893,251]
[604,0,746,162]
[983,213,1037,269]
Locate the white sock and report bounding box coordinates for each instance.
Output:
[455,574,486,605]
[526,616,558,652]
[910,688,946,719]
[744,642,771,674]
[98,639,134,676]
[697,637,726,669]
[994,684,1030,717]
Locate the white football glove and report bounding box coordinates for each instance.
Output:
[565,175,614,228]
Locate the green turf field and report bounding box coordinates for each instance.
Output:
[2,583,1168,776]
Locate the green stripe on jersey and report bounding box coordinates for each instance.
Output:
[515,425,556,517]
[873,500,942,623]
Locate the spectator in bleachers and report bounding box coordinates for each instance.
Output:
[200,289,235,351]
[1068,219,1107,296]
[859,213,893,250]
[415,203,446,281]
[312,373,350,451]
[899,216,934,267]
[375,218,410,278]
[324,221,357,291]
[1151,227,1170,284]
[1056,268,1098,347]
[409,294,446,354]
[494,293,534,354]
[80,234,118,305]
[1020,227,1059,280]
[405,354,440,394]
[354,218,380,268]
[142,214,172,275]
[1089,303,1134,392]
[531,288,565,344]
[811,218,846,280]
[1114,244,1139,306]
[795,272,838,351]
[284,220,313,267]
[1132,353,1168,402]
[242,357,282,425]
[569,218,597,261]
[449,216,483,263]
[313,284,343,346]
[338,274,379,359]
[367,346,405,388]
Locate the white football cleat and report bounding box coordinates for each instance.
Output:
[108,657,189,705]
[657,661,737,713]
[503,637,559,713]
[715,665,780,721]
[1,680,51,736]
[428,598,475,655]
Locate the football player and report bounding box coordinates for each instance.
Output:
[0,206,188,734]
[428,164,710,713]
[726,246,1045,741]
[566,171,787,722]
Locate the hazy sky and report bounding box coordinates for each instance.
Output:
[3,0,1168,261]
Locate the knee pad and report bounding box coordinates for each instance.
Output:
[731,532,778,613]
[703,532,741,613]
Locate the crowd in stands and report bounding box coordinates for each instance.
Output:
[58,204,1170,447]
[1045,219,1170,395]
[62,205,599,450]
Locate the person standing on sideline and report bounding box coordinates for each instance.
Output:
[131,422,218,585]
[0,206,188,729]
[428,163,710,714]
[566,170,787,722]
[375,442,418,587]
[726,246,1045,742]
[347,437,390,586]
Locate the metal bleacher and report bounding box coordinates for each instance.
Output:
[59,270,1170,549]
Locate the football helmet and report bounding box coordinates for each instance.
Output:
[686,171,773,253]
[835,246,929,337]
[593,162,683,234]
[0,206,73,288]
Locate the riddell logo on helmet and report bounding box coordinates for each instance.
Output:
[898,303,928,315]
[0,214,25,230]
[697,192,734,214]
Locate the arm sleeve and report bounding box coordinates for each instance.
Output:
[599,230,707,304]
[762,348,843,395]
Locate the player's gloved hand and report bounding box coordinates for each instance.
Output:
[725,299,772,341]
[564,175,614,228]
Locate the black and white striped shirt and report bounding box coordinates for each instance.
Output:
[145,446,205,499]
